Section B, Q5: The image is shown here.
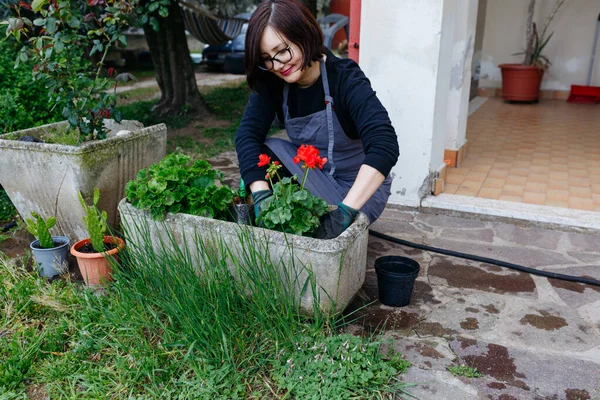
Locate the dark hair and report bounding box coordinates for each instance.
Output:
[245,0,326,91]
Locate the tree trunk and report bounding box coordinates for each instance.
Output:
[142,1,209,116]
[302,0,318,17]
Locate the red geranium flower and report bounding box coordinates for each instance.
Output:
[257,154,271,167]
[294,144,326,170]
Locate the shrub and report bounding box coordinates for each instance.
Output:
[0,188,17,223]
[0,39,63,133]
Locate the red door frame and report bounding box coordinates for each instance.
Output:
[348,0,361,63]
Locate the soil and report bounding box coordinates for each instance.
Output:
[31,239,68,249]
[76,242,118,254]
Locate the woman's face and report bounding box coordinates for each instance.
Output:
[260,26,307,85]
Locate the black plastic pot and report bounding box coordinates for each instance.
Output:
[375,256,420,307]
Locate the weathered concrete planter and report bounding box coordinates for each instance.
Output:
[118,199,369,314]
[0,120,167,242]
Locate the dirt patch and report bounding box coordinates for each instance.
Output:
[565,388,591,400]
[415,322,458,337]
[487,382,506,389]
[460,317,479,330]
[356,308,422,332]
[459,341,529,391]
[26,384,48,400]
[549,277,600,294]
[465,307,479,313]
[484,304,500,314]
[430,257,536,294]
[519,310,568,331]
[405,342,445,359]
[412,281,442,305]
[0,225,31,258]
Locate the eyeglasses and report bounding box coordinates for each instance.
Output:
[258,46,293,71]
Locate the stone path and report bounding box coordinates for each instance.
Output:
[207,147,600,400]
[115,71,246,94]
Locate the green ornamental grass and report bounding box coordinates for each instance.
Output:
[0,217,413,398]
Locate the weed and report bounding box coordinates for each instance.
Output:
[447,364,484,378]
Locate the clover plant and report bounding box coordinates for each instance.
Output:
[125,153,235,221]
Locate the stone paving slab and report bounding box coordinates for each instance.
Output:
[206,148,600,399]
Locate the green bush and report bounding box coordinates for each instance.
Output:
[0,188,17,224]
[0,39,64,133]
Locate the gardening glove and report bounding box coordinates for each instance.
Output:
[314,202,359,240]
[252,189,273,220]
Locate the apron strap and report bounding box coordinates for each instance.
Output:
[320,60,336,176]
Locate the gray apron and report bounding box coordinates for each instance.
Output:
[265,59,392,223]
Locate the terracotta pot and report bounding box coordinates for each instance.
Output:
[70,236,125,285]
[499,64,544,102]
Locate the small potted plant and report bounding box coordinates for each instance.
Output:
[70,188,125,286]
[499,0,566,102]
[26,212,69,277]
[230,178,254,225]
[257,145,329,236]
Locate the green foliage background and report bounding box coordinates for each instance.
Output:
[0,39,63,133]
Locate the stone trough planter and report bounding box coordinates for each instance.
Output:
[0,120,167,242]
[118,199,369,314]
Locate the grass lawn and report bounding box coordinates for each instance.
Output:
[116,82,279,161]
[0,223,413,399]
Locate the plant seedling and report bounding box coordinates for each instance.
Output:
[25,212,56,249]
[447,364,483,378]
[78,188,108,253]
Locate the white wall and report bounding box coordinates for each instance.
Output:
[480,0,600,91]
[360,0,455,207]
[445,0,478,151]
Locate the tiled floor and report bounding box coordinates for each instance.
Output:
[445,98,600,212]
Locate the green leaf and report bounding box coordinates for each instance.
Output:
[149,16,159,32]
[158,6,169,18]
[45,17,57,34]
[148,178,167,192]
[54,39,64,53]
[46,217,56,229]
[33,18,45,27]
[93,187,100,205]
[147,2,160,12]
[31,0,47,12]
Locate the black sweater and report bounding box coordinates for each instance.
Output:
[235,49,399,186]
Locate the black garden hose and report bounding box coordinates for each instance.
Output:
[369,229,600,288]
[1,221,17,233]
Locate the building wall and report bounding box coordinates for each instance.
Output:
[480,0,600,91]
[361,0,455,207]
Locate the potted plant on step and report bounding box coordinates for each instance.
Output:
[0,0,167,241]
[26,212,69,278]
[71,188,124,286]
[499,0,567,102]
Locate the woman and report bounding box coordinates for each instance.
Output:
[235,0,399,239]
